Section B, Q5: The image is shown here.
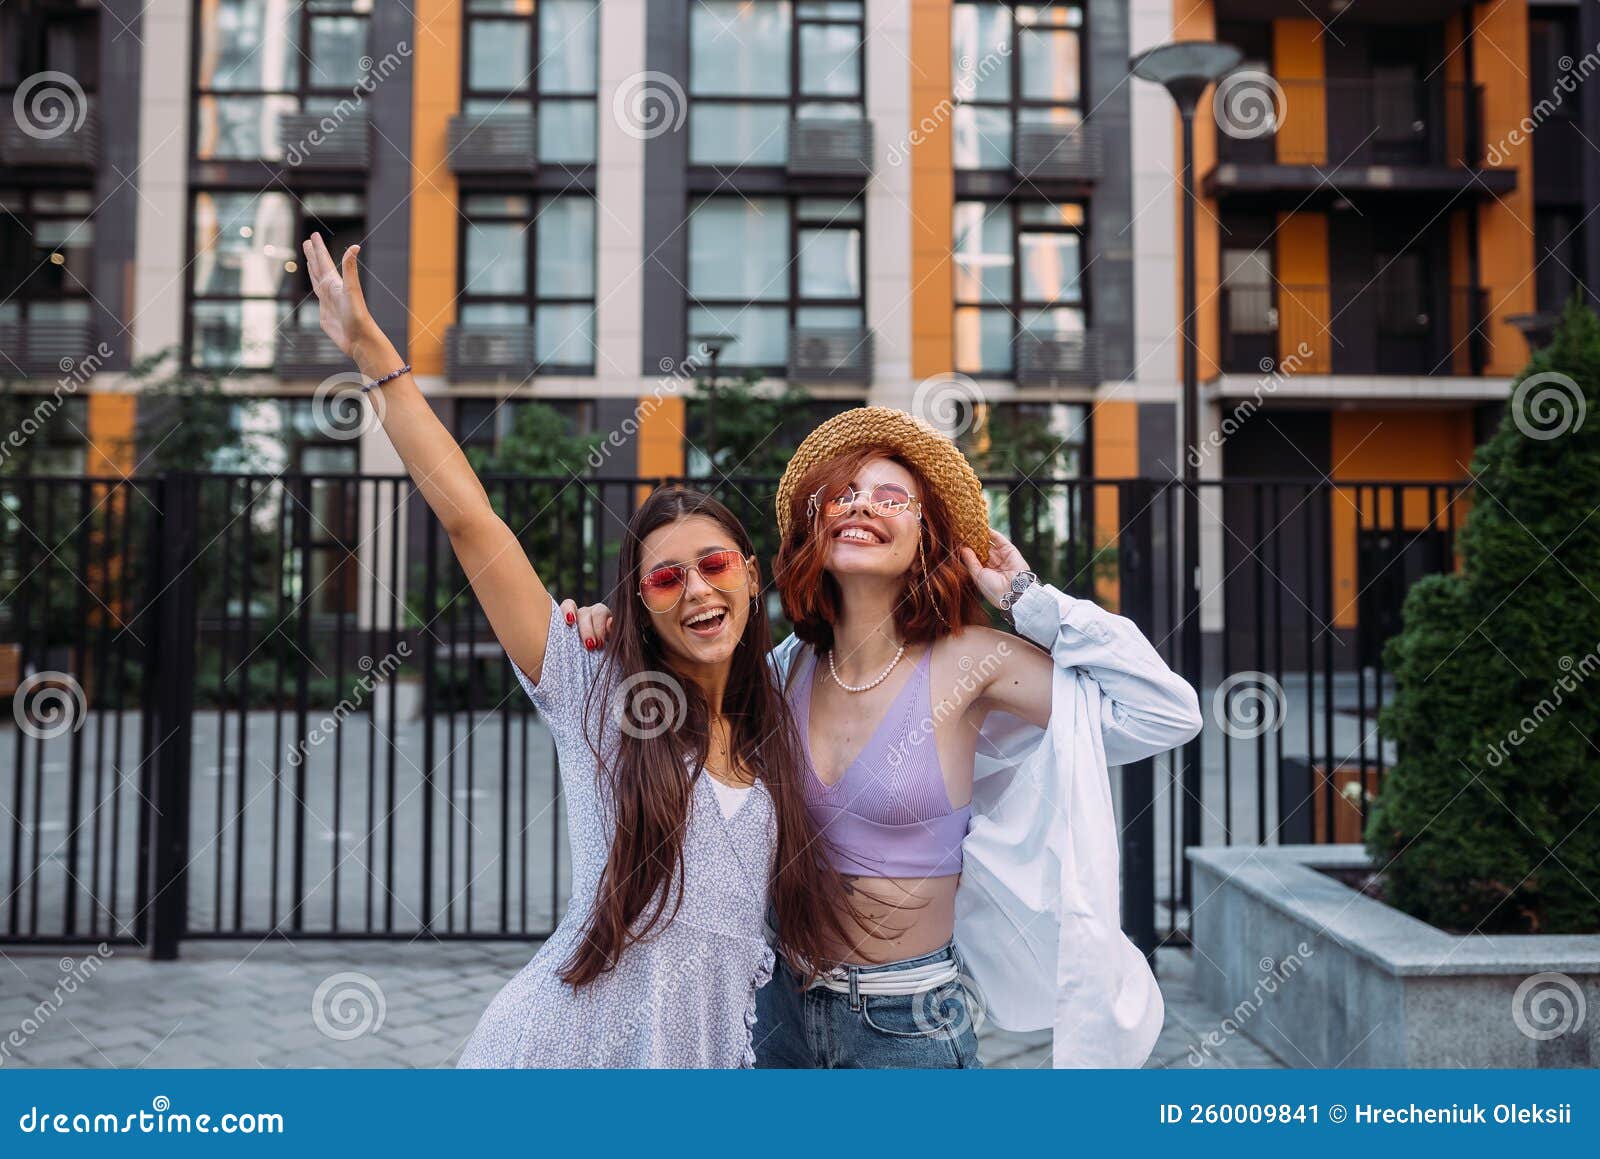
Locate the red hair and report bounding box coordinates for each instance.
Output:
[774,447,987,650]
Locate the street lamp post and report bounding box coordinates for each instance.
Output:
[691,333,736,470]
[1130,39,1242,922]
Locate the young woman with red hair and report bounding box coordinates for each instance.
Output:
[576,406,1203,1069]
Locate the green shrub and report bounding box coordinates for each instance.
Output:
[1367,299,1600,934]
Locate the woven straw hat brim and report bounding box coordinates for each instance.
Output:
[775,406,991,565]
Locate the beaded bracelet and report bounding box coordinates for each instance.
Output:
[361,364,411,393]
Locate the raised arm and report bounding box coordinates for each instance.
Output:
[962,530,1202,765]
[303,234,554,681]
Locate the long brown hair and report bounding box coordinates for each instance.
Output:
[562,487,856,986]
[774,447,987,650]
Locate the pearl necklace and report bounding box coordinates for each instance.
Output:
[827,642,906,693]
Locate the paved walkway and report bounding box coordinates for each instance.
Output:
[0,941,1282,1069]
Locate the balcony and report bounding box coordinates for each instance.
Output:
[787,117,873,178]
[1219,283,1488,377]
[1013,121,1102,182]
[1015,332,1101,387]
[275,328,351,379]
[279,110,371,171]
[1207,78,1513,201]
[787,327,874,384]
[445,324,535,382]
[0,100,98,168]
[0,319,97,377]
[447,113,537,175]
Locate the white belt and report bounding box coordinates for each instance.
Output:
[808,957,959,997]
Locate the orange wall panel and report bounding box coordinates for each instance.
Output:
[1327,410,1476,627]
[1175,1,1221,381]
[408,0,461,377]
[1473,2,1536,376]
[1275,211,1331,372]
[1091,400,1139,608]
[85,393,136,477]
[1272,19,1326,165]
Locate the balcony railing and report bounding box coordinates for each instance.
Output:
[1015,332,1101,387]
[279,110,371,170]
[275,328,352,379]
[786,117,873,178]
[1219,283,1489,377]
[787,326,874,384]
[0,320,97,377]
[447,112,537,174]
[445,324,535,382]
[1215,77,1482,169]
[1013,121,1102,182]
[0,99,98,168]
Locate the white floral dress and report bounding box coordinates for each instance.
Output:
[456,603,777,1068]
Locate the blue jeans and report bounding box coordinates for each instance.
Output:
[753,943,983,1069]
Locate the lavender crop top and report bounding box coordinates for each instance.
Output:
[788,645,971,879]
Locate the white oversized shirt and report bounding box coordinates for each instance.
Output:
[770,583,1202,1068]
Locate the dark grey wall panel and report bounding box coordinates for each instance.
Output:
[94,0,144,371]
[640,0,690,381]
[1087,0,1134,382]
[362,3,417,358]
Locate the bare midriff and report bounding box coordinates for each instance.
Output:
[823,872,960,965]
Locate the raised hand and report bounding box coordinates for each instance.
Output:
[301,233,385,366]
[960,528,1033,609]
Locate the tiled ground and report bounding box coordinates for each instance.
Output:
[0,940,1282,1069]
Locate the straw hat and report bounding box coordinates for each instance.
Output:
[776,406,991,564]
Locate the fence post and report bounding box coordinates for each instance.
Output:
[147,473,201,960]
[1117,479,1159,962]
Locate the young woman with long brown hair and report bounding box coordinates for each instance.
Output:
[576,407,1202,1068]
[299,234,854,1067]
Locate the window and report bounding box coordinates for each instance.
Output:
[454,398,593,454]
[463,0,598,164]
[953,200,1085,376]
[458,194,596,373]
[0,1,99,88]
[689,0,864,166]
[188,191,366,369]
[951,2,1083,170]
[687,196,865,371]
[193,0,372,161]
[960,400,1088,474]
[0,189,95,334]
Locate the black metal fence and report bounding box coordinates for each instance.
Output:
[0,471,1468,958]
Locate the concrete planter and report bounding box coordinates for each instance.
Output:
[1188,845,1599,1067]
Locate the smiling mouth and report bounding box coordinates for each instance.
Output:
[682,606,729,636]
[834,525,887,545]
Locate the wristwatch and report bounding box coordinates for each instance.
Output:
[999,570,1039,618]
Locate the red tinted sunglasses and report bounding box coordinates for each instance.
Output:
[638,548,751,612]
